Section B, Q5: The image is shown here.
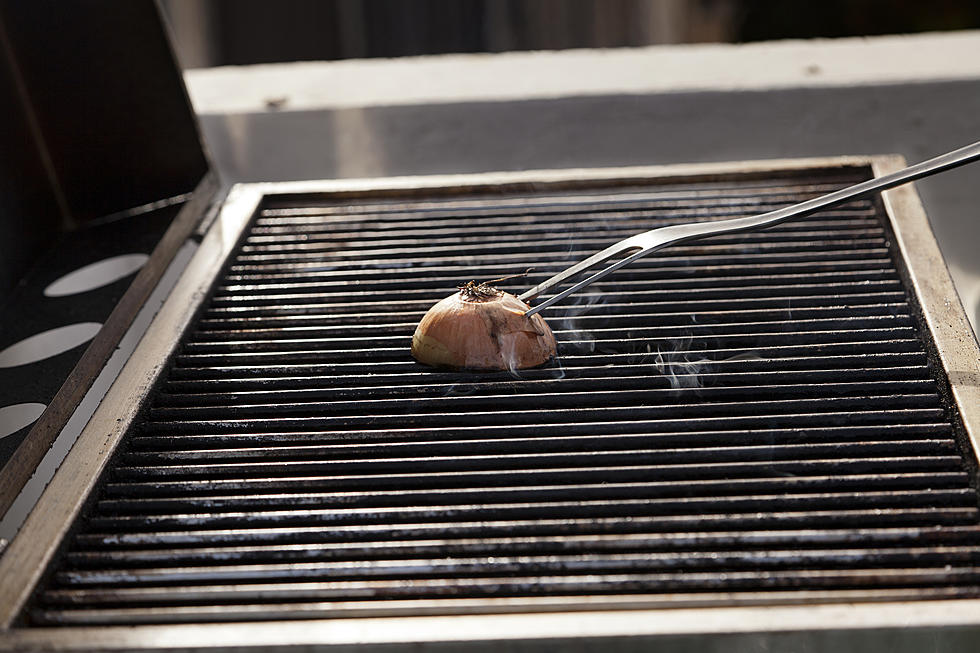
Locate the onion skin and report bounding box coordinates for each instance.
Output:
[411,291,556,370]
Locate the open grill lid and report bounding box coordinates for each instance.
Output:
[1,159,979,648]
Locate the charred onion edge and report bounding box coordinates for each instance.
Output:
[458,279,503,302]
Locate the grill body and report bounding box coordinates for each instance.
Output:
[1,159,979,649]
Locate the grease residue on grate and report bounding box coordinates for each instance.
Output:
[24,169,980,626]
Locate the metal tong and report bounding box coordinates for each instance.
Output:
[519,140,980,317]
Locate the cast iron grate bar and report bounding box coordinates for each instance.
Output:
[24,168,980,626]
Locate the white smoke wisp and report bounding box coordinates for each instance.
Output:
[647,337,767,391]
[501,331,524,381]
[442,381,478,398]
[543,221,618,359]
[491,277,608,382]
[557,287,606,349]
[648,337,712,391]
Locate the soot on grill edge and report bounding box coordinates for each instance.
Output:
[21,168,980,626]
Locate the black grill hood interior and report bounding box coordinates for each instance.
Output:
[0,0,213,519]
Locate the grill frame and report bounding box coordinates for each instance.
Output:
[1,155,979,650]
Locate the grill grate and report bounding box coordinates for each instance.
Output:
[24,168,980,625]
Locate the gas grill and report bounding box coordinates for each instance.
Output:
[2,3,980,650]
[1,154,979,649]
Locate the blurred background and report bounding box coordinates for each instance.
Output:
[159,0,980,69]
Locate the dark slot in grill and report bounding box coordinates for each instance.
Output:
[24,168,980,626]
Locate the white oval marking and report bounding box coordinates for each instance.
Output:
[0,403,46,439]
[0,323,102,368]
[44,253,148,297]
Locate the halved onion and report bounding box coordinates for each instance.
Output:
[411,284,556,370]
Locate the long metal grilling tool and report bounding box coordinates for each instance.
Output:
[519,140,980,317]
